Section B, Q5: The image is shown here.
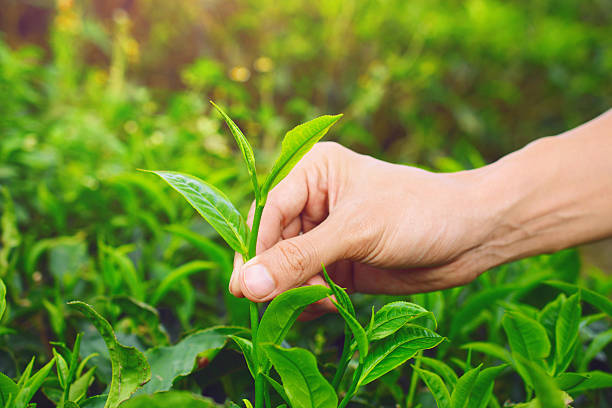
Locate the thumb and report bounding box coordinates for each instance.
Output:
[238,216,348,301]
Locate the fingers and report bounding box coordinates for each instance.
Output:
[237,213,349,302]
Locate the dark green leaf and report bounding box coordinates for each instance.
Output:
[263,345,337,408]
[262,115,342,194]
[68,301,151,408]
[450,365,481,408]
[545,280,612,317]
[140,326,247,394]
[148,171,248,254]
[358,325,444,386]
[554,372,589,391]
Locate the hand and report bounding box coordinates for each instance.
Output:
[229,142,493,309]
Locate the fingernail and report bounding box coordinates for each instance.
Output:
[243,264,275,298]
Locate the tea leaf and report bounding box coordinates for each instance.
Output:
[545,280,612,317]
[515,355,565,408]
[502,311,550,360]
[262,115,342,194]
[148,171,248,254]
[460,342,511,364]
[0,279,6,321]
[263,345,337,408]
[120,391,217,408]
[367,301,435,342]
[468,364,507,408]
[229,335,256,378]
[257,285,331,370]
[414,367,451,408]
[554,372,589,391]
[450,365,481,408]
[566,370,612,393]
[580,328,612,372]
[419,356,458,389]
[322,264,354,317]
[0,372,18,407]
[555,292,581,374]
[330,298,368,363]
[358,325,444,386]
[68,301,151,408]
[262,373,289,405]
[69,368,96,403]
[53,348,69,390]
[14,357,56,408]
[211,101,259,199]
[140,326,247,394]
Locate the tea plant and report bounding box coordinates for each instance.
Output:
[147,103,445,407]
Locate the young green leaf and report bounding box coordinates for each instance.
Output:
[210,101,259,199]
[414,367,451,408]
[329,297,368,363]
[419,357,459,389]
[140,326,247,394]
[515,355,565,408]
[467,364,507,408]
[565,370,612,393]
[502,311,550,361]
[68,301,151,408]
[322,264,354,317]
[0,372,18,407]
[538,293,565,339]
[460,342,511,364]
[262,373,289,406]
[358,325,444,386]
[545,280,612,317]
[147,171,249,254]
[229,336,256,378]
[580,328,612,372]
[554,372,589,391]
[262,114,342,194]
[262,345,337,408]
[554,292,581,374]
[14,357,56,408]
[367,301,435,342]
[69,368,96,403]
[257,285,331,370]
[450,365,481,408]
[53,348,69,390]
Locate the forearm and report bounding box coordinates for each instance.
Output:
[470,109,612,269]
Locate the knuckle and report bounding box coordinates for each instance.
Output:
[276,239,314,283]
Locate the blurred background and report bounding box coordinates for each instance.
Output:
[0,0,611,386]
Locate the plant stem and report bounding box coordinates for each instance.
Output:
[332,329,352,390]
[255,372,265,408]
[338,364,363,408]
[248,202,265,259]
[406,352,422,408]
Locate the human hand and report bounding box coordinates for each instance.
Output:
[229,142,494,310]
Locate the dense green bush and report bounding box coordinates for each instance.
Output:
[0,1,610,407]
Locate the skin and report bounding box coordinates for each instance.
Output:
[230,109,612,316]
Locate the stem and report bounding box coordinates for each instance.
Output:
[248,202,265,259]
[255,373,265,408]
[338,365,363,408]
[406,352,422,408]
[332,330,352,390]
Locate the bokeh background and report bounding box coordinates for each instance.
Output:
[0,0,612,404]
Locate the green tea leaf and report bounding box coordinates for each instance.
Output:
[539,293,565,339]
[257,285,331,370]
[69,368,96,403]
[566,370,612,393]
[0,279,6,321]
[468,364,507,408]
[68,301,151,408]
[262,373,289,406]
[545,280,612,317]
[14,357,56,408]
[450,365,481,408]
[53,348,69,390]
[358,325,444,386]
[367,301,435,342]
[150,260,217,305]
[140,326,247,394]
[580,328,612,372]
[554,372,589,391]
[502,311,550,361]
[262,115,342,194]
[322,264,354,317]
[263,345,337,408]
[229,335,255,378]
[414,367,451,408]
[555,292,581,374]
[120,391,217,408]
[211,101,259,199]
[0,372,18,407]
[515,355,565,408]
[419,357,458,389]
[330,298,368,363]
[148,171,248,254]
